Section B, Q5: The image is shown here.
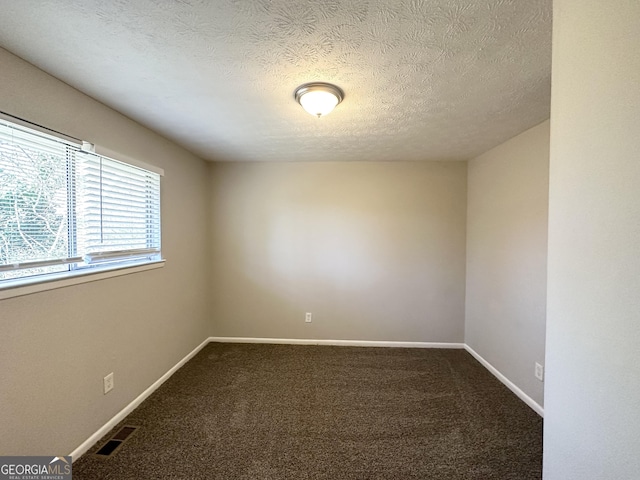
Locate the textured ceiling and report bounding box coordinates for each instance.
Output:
[0,0,551,162]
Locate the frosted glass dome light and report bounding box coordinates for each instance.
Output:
[294,83,344,118]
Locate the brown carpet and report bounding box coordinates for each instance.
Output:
[73,343,543,479]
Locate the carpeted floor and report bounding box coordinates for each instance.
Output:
[73,343,543,479]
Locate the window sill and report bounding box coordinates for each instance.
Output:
[0,260,166,301]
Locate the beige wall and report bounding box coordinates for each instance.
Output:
[465,120,549,407]
[544,1,640,478]
[0,48,212,455]
[0,40,554,458]
[209,161,467,342]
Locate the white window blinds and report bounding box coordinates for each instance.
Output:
[77,152,161,263]
[0,117,162,283]
[0,121,75,278]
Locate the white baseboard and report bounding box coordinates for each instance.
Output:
[68,337,210,462]
[464,344,544,417]
[208,336,465,349]
[69,336,540,462]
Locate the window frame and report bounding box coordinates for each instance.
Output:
[0,114,165,299]
[0,259,165,300]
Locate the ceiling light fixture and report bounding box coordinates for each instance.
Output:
[294,82,344,118]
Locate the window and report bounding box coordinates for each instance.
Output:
[0,117,162,287]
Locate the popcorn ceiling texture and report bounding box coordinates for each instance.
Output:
[0,0,551,162]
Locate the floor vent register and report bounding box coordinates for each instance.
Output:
[94,426,140,459]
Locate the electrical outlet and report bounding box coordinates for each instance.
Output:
[535,363,544,381]
[104,372,114,394]
[305,312,312,323]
